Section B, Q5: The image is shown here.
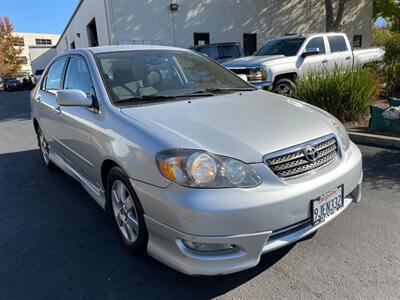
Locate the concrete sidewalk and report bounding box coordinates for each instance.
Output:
[349,131,400,151]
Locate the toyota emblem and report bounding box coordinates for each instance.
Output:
[304,145,319,162]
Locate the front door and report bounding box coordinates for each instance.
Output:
[55,55,97,181]
[298,36,330,77]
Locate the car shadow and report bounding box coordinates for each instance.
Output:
[361,146,400,192]
[0,149,295,299]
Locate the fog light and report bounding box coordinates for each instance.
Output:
[182,240,234,252]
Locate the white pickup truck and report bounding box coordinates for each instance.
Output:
[223,33,384,97]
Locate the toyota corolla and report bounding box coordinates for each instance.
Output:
[30,45,362,275]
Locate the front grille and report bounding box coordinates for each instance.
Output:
[265,135,339,179]
[230,69,250,75]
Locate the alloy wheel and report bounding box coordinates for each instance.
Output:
[38,129,50,165]
[274,83,293,97]
[111,180,139,243]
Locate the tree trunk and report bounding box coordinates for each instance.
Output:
[325,0,347,32]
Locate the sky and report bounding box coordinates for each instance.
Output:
[0,0,79,34]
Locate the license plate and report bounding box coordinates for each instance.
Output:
[312,185,344,226]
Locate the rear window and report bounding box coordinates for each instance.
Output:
[328,36,348,53]
[200,47,219,59]
[219,45,241,59]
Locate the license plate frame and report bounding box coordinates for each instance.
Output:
[311,185,344,226]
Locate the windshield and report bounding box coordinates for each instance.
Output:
[256,38,305,57]
[96,50,253,104]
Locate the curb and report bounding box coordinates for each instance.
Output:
[349,132,400,151]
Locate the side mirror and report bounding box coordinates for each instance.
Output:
[56,89,92,107]
[237,74,248,82]
[301,47,320,58]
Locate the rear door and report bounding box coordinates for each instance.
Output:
[54,55,97,181]
[299,36,330,76]
[36,57,68,152]
[327,35,353,69]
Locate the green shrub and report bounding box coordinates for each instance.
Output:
[293,67,377,122]
[372,27,392,47]
[382,33,400,94]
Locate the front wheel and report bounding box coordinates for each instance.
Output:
[107,167,148,255]
[273,78,295,98]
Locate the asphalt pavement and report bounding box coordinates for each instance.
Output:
[0,91,399,299]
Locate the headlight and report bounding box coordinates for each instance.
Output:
[330,116,350,151]
[156,149,262,188]
[249,67,267,81]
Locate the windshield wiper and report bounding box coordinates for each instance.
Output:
[200,87,256,93]
[115,95,177,104]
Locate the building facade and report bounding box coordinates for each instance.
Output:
[56,0,373,54]
[13,32,60,76]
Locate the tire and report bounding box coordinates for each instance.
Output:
[107,166,148,255]
[273,78,295,98]
[37,126,56,170]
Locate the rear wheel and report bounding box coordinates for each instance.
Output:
[273,78,295,98]
[37,127,56,169]
[107,167,148,255]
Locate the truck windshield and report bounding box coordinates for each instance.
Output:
[96,50,254,104]
[256,38,305,57]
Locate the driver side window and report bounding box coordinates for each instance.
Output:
[64,57,93,94]
[305,37,326,55]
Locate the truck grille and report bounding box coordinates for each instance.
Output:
[265,135,339,179]
[230,69,250,75]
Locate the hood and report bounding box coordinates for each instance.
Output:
[223,55,285,68]
[121,91,334,163]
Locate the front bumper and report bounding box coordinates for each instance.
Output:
[130,142,363,275]
[250,80,273,90]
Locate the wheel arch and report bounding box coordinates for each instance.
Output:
[273,72,298,85]
[33,118,39,134]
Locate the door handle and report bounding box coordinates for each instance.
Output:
[54,107,62,115]
[345,56,351,60]
[322,59,329,64]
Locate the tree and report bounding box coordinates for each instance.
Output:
[0,16,22,77]
[325,0,348,32]
[373,0,400,32]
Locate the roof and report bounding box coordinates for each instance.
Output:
[86,45,190,54]
[192,42,241,49]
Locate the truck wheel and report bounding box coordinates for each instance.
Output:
[273,78,295,98]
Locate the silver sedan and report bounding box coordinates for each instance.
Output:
[30,45,362,275]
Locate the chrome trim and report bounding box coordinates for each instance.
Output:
[263,133,340,179]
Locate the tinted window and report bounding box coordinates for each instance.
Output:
[305,37,326,54]
[328,36,348,53]
[64,57,93,94]
[219,45,241,59]
[201,47,219,59]
[44,58,67,91]
[257,38,305,57]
